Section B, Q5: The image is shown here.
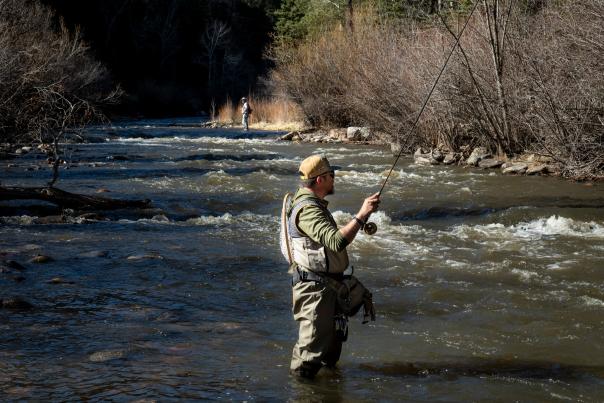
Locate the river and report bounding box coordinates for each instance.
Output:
[1,117,603,401]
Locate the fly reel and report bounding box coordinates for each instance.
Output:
[364,222,377,235]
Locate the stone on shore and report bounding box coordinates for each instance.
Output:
[502,163,528,175]
[278,131,296,141]
[346,127,371,141]
[478,158,505,169]
[443,153,460,165]
[466,147,491,166]
[526,164,549,175]
[414,148,439,165]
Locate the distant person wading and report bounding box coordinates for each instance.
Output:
[281,155,380,379]
[241,97,251,131]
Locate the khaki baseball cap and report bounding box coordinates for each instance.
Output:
[298,155,339,180]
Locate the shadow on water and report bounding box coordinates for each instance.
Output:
[173,153,282,162]
[360,359,604,381]
[393,198,604,221]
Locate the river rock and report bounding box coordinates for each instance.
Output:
[47,277,74,285]
[34,215,67,224]
[29,255,54,264]
[466,147,491,166]
[431,150,445,162]
[88,350,125,362]
[346,127,371,141]
[5,260,27,271]
[502,163,528,175]
[328,128,347,141]
[414,148,439,165]
[526,164,549,175]
[279,131,295,141]
[1,297,33,310]
[443,153,460,165]
[391,142,403,156]
[107,155,130,161]
[478,158,504,169]
[127,253,163,261]
[79,250,109,258]
[78,213,105,221]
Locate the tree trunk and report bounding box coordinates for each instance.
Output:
[0,186,151,210]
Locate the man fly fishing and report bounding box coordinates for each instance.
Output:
[281,154,379,379]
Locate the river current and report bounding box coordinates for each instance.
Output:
[1,118,603,401]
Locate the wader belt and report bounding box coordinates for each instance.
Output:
[291,267,344,286]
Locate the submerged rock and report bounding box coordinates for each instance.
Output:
[5,260,27,271]
[127,253,163,261]
[47,277,74,285]
[88,350,125,362]
[1,297,33,310]
[79,250,109,258]
[29,255,54,264]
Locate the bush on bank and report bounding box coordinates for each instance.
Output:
[270,1,604,179]
[0,0,119,150]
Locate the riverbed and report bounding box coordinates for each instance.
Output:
[1,118,603,401]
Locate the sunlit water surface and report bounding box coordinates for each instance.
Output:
[1,117,603,401]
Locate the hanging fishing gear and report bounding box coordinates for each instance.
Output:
[362,0,480,236]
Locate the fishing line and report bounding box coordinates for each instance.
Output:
[364,1,480,236]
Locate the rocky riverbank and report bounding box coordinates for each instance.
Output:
[278,126,564,178]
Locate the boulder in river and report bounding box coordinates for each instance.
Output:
[47,277,74,285]
[1,297,33,310]
[5,260,27,271]
[79,250,109,258]
[443,153,460,165]
[347,127,371,141]
[502,163,528,175]
[526,164,549,175]
[29,255,54,264]
[414,148,439,165]
[88,350,126,362]
[478,158,505,169]
[466,147,491,166]
[127,253,163,261]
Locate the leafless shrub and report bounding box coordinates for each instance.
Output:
[0,0,120,184]
[271,2,603,178]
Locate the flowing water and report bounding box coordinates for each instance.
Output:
[1,118,603,401]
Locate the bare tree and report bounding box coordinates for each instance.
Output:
[200,20,231,94]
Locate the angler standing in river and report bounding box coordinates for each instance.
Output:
[241,97,251,131]
[284,154,380,379]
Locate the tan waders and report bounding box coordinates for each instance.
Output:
[290,279,342,378]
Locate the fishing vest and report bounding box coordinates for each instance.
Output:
[288,198,349,274]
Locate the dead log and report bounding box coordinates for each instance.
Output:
[0,186,151,210]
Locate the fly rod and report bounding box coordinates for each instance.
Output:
[364,0,480,236]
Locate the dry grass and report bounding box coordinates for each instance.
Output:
[215,96,304,130]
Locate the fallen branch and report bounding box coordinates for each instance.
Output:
[0,186,151,210]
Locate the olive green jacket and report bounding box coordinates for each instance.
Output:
[289,188,350,273]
